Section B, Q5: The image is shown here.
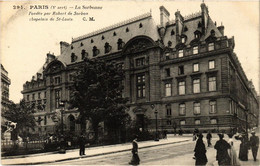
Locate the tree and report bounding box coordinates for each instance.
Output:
[70,58,129,142]
[1,99,36,140]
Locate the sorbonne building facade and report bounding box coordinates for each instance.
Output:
[22,3,259,136]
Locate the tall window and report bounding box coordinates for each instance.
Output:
[165,83,171,96]
[137,74,145,98]
[209,76,216,91]
[44,116,47,125]
[193,79,200,93]
[193,46,198,54]
[165,53,170,60]
[54,77,61,84]
[178,66,184,75]
[136,58,145,67]
[209,60,215,69]
[32,93,35,100]
[178,50,184,57]
[166,104,172,116]
[193,63,199,72]
[165,68,170,77]
[27,95,30,101]
[194,102,201,114]
[208,42,214,51]
[179,103,186,115]
[209,101,217,113]
[44,91,46,98]
[55,89,61,109]
[178,81,185,95]
[195,119,201,125]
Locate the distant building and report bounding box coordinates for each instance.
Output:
[22,3,259,136]
[1,64,11,112]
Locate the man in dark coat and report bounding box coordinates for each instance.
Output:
[129,135,140,165]
[214,133,231,166]
[250,131,259,161]
[78,133,86,156]
[194,134,207,166]
[206,131,212,147]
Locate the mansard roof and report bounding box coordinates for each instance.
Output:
[57,12,160,65]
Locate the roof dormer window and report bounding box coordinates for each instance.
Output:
[210,30,215,37]
[81,49,87,60]
[184,26,188,32]
[198,21,202,28]
[171,29,175,36]
[92,46,99,57]
[104,42,112,54]
[71,53,76,62]
[117,38,125,50]
[168,41,172,47]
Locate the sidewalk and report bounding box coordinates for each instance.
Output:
[1,136,191,165]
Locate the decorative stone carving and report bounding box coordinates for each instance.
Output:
[125,38,153,54]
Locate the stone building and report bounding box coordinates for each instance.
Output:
[21,3,259,135]
[1,64,11,112]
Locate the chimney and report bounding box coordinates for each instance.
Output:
[201,3,209,35]
[159,6,170,27]
[217,25,225,36]
[175,10,184,42]
[60,41,70,54]
[46,53,56,63]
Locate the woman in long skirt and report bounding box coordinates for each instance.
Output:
[129,135,140,165]
[235,133,249,161]
[194,134,208,166]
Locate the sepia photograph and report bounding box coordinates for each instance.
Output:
[1,0,259,165]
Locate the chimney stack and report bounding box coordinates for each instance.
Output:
[217,25,225,36]
[159,6,170,27]
[46,53,56,63]
[60,41,70,55]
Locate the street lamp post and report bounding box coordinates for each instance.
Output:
[154,109,159,141]
[59,101,66,153]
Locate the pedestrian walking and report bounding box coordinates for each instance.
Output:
[194,133,207,166]
[129,135,140,165]
[249,131,259,161]
[227,133,240,166]
[78,133,86,156]
[214,133,231,166]
[235,132,249,161]
[206,131,212,147]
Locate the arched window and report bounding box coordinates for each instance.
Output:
[81,50,87,60]
[171,29,175,36]
[139,23,143,28]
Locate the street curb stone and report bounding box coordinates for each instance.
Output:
[10,139,190,165]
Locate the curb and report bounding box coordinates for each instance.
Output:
[10,139,190,165]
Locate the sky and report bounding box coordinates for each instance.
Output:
[1,0,259,103]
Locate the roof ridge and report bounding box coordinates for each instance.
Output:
[72,12,152,42]
[183,11,201,21]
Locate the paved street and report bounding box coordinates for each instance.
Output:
[48,136,260,165]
